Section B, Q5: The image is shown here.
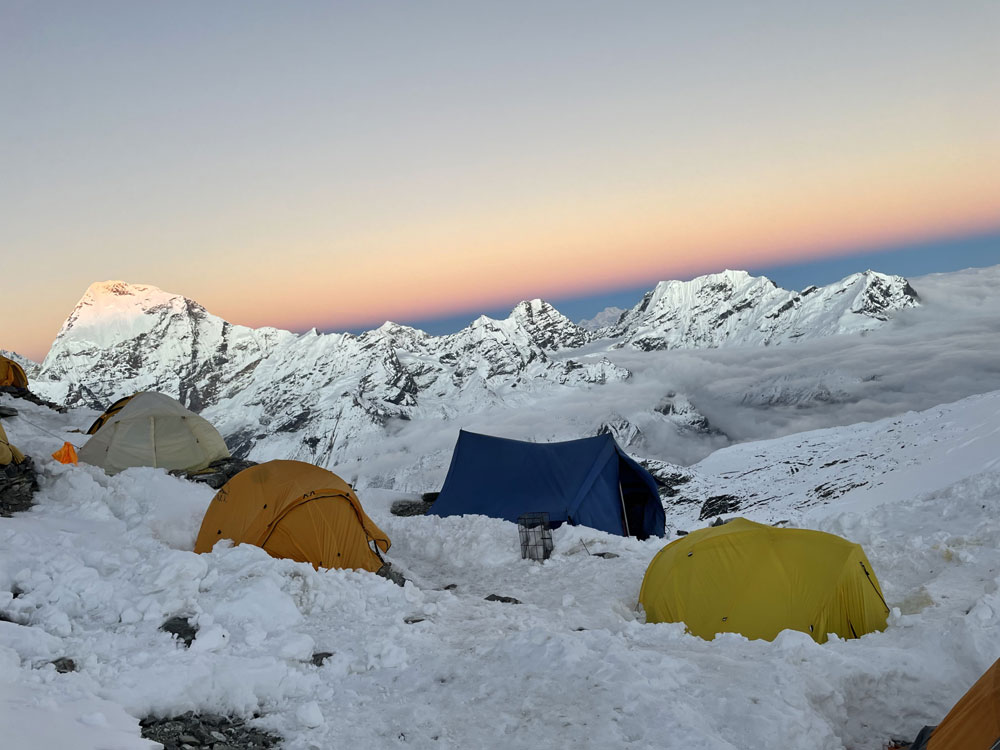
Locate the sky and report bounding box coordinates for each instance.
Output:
[2,0,999,361]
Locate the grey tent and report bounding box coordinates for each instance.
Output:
[79,392,229,475]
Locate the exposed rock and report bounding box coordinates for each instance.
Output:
[699,494,741,520]
[389,498,435,517]
[50,657,77,673]
[640,459,696,500]
[0,405,18,418]
[310,652,333,666]
[140,711,280,750]
[376,562,407,587]
[171,457,259,489]
[0,456,38,517]
[0,385,67,413]
[484,594,521,604]
[403,616,426,624]
[160,616,198,647]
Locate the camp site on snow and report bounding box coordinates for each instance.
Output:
[0,372,998,750]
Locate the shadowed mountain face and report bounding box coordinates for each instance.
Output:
[32,269,919,480]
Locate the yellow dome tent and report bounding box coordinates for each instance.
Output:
[86,394,136,435]
[907,658,1000,750]
[0,356,28,388]
[78,391,229,475]
[0,421,26,467]
[639,518,889,643]
[194,460,390,573]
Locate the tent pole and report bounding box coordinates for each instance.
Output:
[619,481,632,538]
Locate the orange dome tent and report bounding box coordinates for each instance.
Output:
[908,658,1000,750]
[194,460,390,573]
[0,356,28,388]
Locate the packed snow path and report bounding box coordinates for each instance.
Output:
[1,393,999,749]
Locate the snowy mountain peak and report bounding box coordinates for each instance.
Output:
[32,265,921,471]
[840,270,920,320]
[508,298,591,351]
[606,268,918,350]
[48,281,201,357]
[579,306,627,331]
[79,280,184,312]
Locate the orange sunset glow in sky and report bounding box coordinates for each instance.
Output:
[2,1,999,361]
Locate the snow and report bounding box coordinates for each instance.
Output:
[2,264,998,748]
[2,386,1000,749]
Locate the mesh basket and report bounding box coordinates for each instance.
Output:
[518,512,554,561]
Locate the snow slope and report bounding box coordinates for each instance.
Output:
[2,388,999,749]
[663,390,1000,528]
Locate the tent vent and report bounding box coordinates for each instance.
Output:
[518,513,553,562]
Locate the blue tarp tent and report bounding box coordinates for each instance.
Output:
[428,431,665,539]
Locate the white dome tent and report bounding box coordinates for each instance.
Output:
[79,392,229,475]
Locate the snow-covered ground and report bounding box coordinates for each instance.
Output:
[2,388,1000,749]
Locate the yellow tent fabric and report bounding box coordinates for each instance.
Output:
[0,356,28,388]
[86,395,135,435]
[925,658,1000,750]
[638,518,889,643]
[78,391,229,475]
[0,422,26,466]
[194,460,390,573]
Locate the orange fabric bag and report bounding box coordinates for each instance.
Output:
[52,442,79,465]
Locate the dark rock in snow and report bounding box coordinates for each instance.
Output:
[0,405,18,418]
[376,562,407,587]
[311,652,334,666]
[160,616,198,647]
[390,498,435,517]
[592,552,619,559]
[0,385,67,413]
[51,657,77,673]
[171,457,259,490]
[698,494,741,520]
[421,491,440,502]
[0,456,38,517]
[484,594,521,604]
[140,711,280,750]
[403,616,426,624]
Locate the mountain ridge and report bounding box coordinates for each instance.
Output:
[31,268,920,480]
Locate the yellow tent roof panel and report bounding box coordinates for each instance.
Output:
[639,518,889,643]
